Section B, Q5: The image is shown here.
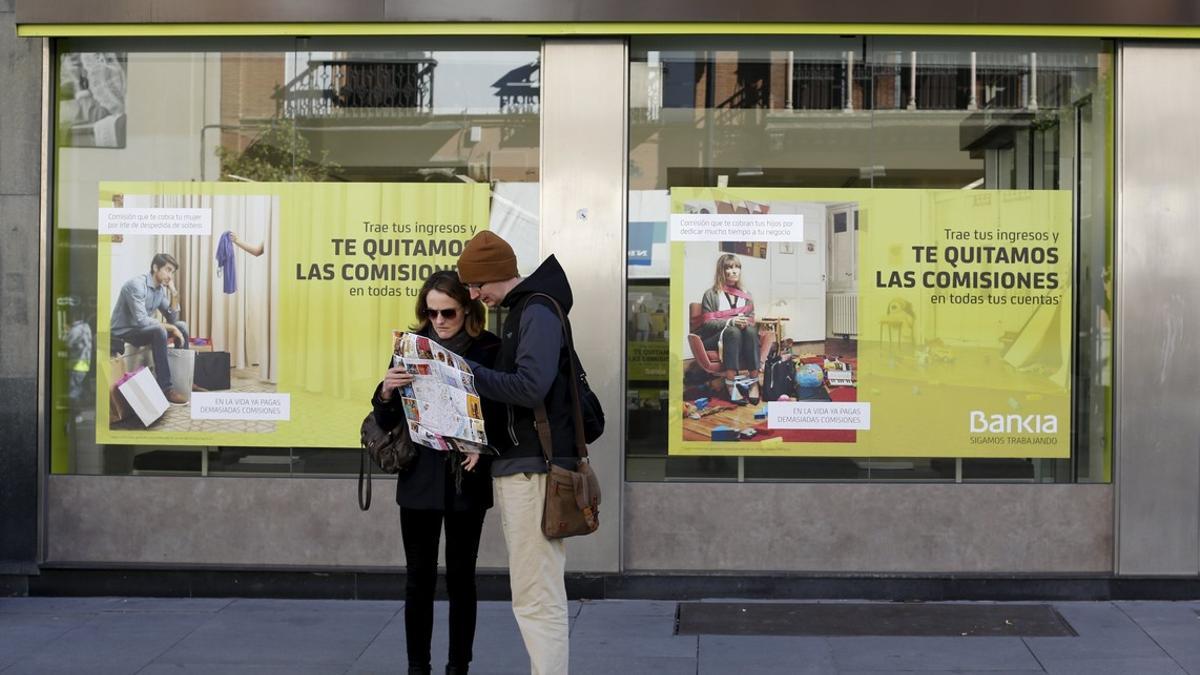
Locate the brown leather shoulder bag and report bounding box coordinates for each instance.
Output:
[528,294,602,539]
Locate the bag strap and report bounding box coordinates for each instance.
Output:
[357,443,372,511]
[523,293,589,464]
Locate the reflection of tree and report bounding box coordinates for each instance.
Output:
[216,119,342,182]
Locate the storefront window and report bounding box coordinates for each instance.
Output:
[51,37,540,476]
[626,37,1113,483]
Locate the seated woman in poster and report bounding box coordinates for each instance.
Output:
[696,253,761,404]
[369,270,503,675]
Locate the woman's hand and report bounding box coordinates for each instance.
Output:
[378,366,415,401]
[230,231,265,257]
[461,452,481,472]
[733,315,749,329]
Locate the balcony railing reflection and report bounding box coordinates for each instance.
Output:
[276,58,436,119]
[637,49,1088,121]
[790,51,1078,112]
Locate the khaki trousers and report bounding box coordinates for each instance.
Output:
[494,472,569,674]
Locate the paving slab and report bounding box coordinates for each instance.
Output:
[698,635,835,674]
[1024,602,1167,662]
[1114,601,1200,674]
[570,599,679,638]
[570,633,699,659]
[0,612,95,670]
[98,598,235,614]
[2,610,213,675]
[680,601,1073,637]
[838,671,1044,675]
[154,599,397,668]
[0,596,123,614]
[222,598,402,613]
[139,665,348,674]
[1044,601,1158,632]
[569,655,697,675]
[1039,655,1188,675]
[349,600,581,673]
[3,597,1200,674]
[828,636,1043,672]
[352,601,531,674]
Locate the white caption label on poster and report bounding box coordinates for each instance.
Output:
[98,208,212,235]
[669,214,804,242]
[190,393,291,421]
[767,402,871,430]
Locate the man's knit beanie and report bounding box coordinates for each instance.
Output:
[457,231,518,284]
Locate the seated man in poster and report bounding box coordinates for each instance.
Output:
[110,253,190,404]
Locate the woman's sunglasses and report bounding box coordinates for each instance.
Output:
[425,308,460,320]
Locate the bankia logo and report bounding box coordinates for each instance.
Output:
[969,410,1059,434]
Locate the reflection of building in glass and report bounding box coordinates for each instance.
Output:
[58,52,128,148]
[493,61,540,114]
[631,45,1100,192]
[279,57,437,116]
[216,51,540,184]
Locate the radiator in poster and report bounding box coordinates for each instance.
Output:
[95,181,489,447]
[668,188,1072,458]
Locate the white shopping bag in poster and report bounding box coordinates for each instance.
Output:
[117,366,170,427]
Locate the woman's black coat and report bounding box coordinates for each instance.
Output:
[369,328,503,512]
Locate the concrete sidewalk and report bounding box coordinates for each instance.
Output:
[1,597,1198,674]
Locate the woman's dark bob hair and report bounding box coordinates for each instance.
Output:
[411,269,486,337]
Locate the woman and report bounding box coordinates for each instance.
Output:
[370,270,503,675]
[695,253,761,404]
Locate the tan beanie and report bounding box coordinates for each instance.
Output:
[457,231,518,284]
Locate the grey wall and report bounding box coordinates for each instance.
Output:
[49,479,1115,574]
[0,4,43,578]
[626,483,1113,573]
[1116,43,1200,576]
[46,475,514,568]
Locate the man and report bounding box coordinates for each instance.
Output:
[457,231,577,674]
[110,253,190,404]
[65,306,93,403]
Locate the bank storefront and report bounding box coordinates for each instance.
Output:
[7,2,1200,596]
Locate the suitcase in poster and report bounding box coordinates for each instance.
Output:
[194,351,231,390]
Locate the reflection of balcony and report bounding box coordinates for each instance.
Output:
[788,51,1079,112]
[641,50,1085,120]
[276,58,436,119]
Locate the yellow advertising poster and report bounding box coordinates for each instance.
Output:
[95,181,488,447]
[669,188,1072,458]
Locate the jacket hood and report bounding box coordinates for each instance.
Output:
[502,254,574,313]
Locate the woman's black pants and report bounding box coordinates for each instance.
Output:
[703,324,759,372]
[400,506,487,670]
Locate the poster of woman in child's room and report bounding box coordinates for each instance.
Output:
[677,198,859,446]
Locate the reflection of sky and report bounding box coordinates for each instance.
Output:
[432,51,539,115]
